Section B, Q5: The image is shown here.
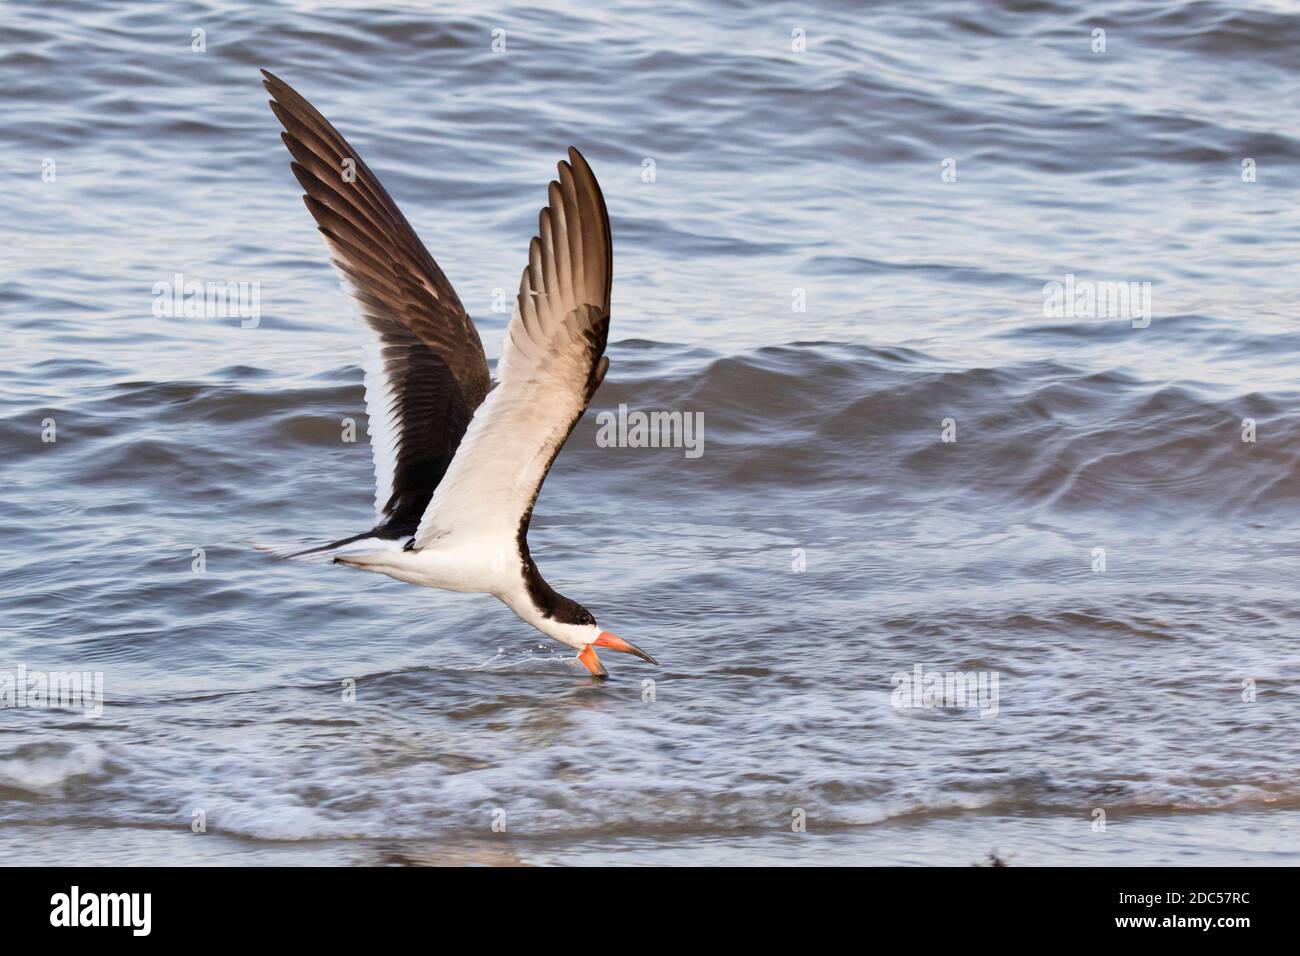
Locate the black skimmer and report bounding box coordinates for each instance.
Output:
[257,70,657,679]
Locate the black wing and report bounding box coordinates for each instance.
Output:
[262,69,491,533]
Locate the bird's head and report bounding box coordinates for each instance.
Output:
[538,609,659,678]
[547,618,658,663]
[526,583,658,676]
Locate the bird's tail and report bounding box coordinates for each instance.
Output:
[251,529,406,562]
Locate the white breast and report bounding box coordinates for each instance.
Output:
[338,537,522,595]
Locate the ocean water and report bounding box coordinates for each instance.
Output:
[1,0,1298,865]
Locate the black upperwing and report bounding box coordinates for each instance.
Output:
[262,69,491,535]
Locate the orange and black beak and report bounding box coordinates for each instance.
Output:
[577,631,659,677]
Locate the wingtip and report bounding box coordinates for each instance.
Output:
[566,146,592,175]
[261,68,296,103]
[563,147,604,205]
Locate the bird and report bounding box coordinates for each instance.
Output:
[256,69,657,679]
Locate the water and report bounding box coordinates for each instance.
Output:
[2,0,1298,865]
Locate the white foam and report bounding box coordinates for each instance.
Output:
[0,743,108,795]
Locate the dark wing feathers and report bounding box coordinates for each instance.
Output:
[261,69,490,530]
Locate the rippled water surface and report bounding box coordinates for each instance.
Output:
[2,0,1299,865]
